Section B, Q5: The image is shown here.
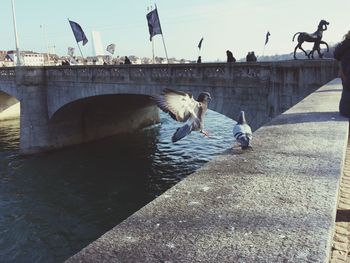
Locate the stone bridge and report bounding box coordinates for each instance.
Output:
[0,60,338,154]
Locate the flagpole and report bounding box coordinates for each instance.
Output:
[40,23,49,65]
[152,38,155,64]
[262,31,270,57]
[197,37,203,62]
[147,5,167,64]
[262,45,266,57]
[11,0,21,66]
[161,34,169,64]
[154,4,168,64]
[76,42,84,61]
[68,18,85,63]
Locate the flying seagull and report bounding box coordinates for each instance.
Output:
[153,88,212,142]
[233,111,253,149]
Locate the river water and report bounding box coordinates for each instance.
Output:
[0,110,234,262]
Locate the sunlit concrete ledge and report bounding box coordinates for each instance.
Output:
[66,78,348,263]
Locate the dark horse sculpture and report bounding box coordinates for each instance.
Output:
[292,20,329,59]
[308,41,329,59]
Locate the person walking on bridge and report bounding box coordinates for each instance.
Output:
[226,50,236,63]
[334,30,350,118]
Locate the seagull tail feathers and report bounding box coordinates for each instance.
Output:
[172,124,192,143]
[237,111,246,125]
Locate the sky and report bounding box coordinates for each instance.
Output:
[1,0,350,62]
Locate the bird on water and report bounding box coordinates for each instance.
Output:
[153,88,212,143]
[232,111,253,149]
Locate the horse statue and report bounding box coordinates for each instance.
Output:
[308,41,329,59]
[292,19,329,59]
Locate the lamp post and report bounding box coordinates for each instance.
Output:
[40,24,50,65]
[11,0,21,66]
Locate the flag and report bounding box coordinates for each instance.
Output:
[265,31,271,45]
[106,43,116,55]
[69,56,78,65]
[198,37,204,49]
[146,7,162,41]
[68,47,75,57]
[69,20,88,46]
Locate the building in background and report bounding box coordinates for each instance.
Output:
[91,31,104,56]
[4,51,44,66]
[0,51,7,67]
[1,51,61,66]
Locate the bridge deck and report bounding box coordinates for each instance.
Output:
[66,78,348,262]
[66,79,348,262]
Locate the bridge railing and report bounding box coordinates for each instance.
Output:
[42,62,264,84]
[1,60,338,86]
[0,67,15,81]
[42,60,337,86]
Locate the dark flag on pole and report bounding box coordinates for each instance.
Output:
[146,7,162,41]
[265,31,271,45]
[69,20,88,46]
[198,37,204,49]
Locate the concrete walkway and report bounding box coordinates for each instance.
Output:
[331,134,350,262]
[66,79,349,263]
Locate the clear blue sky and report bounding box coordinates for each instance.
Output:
[1,0,349,61]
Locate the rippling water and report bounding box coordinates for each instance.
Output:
[0,111,234,262]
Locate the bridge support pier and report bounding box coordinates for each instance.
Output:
[18,67,51,154]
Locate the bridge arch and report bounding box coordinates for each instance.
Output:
[48,93,159,149]
[0,68,20,120]
[0,91,20,121]
[47,83,165,119]
[0,67,19,100]
[46,80,276,131]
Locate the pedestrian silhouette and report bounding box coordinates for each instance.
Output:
[226,50,236,63]
[197,56,202,63]
[251,51,257,62]
[246,52,251,62]
[246,51,257,62]
[124,56,131,64]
